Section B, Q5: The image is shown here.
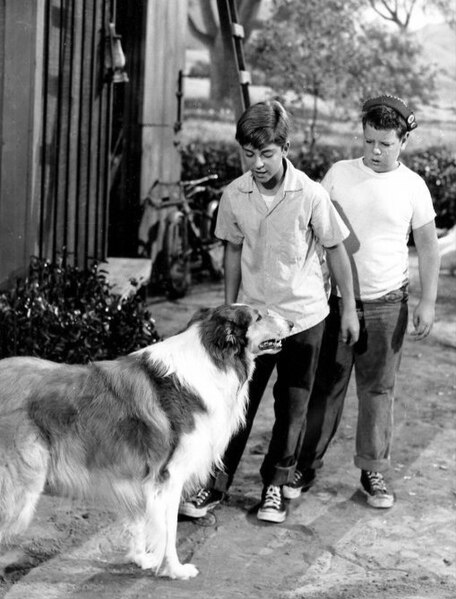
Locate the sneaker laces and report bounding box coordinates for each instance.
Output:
[290,470,303,486]
[262,485,283,509]
[366,471,389,494]
[193,488,211,506]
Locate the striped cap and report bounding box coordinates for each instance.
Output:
[362,95,417,131]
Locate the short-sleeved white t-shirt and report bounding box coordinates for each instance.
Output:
[215,159,349,332]
[322,157,436,300]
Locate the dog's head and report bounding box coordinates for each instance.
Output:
[189,304,293,360]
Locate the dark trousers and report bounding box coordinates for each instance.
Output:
[211,320,325,493]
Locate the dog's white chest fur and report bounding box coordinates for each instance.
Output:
[141,325,250,489]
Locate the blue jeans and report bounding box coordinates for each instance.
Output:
[298,287,408,474]
[211,320,325,492]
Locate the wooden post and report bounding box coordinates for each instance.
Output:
[216,0,251,123]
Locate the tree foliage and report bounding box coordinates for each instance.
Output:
[366,0,455,30]
[246,0,437,148]
[349,24,437,105]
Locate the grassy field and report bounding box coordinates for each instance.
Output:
[183,82,456,155]
[182,89,456,157]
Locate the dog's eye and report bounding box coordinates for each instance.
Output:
[256,314,263,322]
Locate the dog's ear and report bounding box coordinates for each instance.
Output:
[221,306,254,351]
[224,323,239,347]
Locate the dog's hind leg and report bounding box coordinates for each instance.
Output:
[0,432,49,545]
[126,482,166,573]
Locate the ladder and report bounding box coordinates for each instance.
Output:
[216,0,251,120]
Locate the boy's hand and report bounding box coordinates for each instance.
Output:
[341,307,360,346]
[410,300,435,341]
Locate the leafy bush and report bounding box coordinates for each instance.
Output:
[290,145,346,182]
[188,60,210,79]
[181,140,242,186]
[403,147,456,230]
[0,256,159,363]
[181,140,455,228]
[181,140,346,186]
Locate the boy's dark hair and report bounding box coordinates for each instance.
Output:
[362,106,408,139]
[362,95,417,139]
[235,100,289,148]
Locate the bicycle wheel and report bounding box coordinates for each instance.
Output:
[162,211,191,299]
[204,200,224,280]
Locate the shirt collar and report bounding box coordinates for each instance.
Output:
[236,158,304,195]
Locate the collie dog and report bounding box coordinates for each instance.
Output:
[0,304,292,579]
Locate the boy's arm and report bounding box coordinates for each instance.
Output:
[325,243,359,345]
[224,241,243,304]
[411,221,440,340]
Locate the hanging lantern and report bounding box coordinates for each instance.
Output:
[105,22,129,84]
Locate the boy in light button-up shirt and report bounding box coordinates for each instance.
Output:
[179,100,358,523]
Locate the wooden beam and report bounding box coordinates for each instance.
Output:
[216,0,251,123]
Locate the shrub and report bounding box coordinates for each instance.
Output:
[188,60,210,79]
[0,256,159,363]
[290,145,346,182]
[180,140,456,229]
[181,140,242,186]
[403,147,456,230]
[180,140,346,186]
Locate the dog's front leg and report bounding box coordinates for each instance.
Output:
[158,479,199,579]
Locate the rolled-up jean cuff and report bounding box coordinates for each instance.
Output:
[263,464,295,486]
[213,470,230,493]
[354,455,391,473]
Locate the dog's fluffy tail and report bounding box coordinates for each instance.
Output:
[0,418,49,544]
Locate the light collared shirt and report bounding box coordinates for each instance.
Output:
[215,159,349,332]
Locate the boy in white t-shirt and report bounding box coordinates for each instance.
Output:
[284,95,440,508]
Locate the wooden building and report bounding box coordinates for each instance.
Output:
[0,0,247,290]
[0,0,187,287]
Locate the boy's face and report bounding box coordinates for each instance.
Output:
[242,142,289,188]
[362,124,408,173]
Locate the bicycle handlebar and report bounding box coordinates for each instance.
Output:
[145,173,218,208]
[181,174,218,187]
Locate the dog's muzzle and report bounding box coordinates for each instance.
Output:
[258,338,284,352]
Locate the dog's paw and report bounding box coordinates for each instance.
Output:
[159,562,199,579]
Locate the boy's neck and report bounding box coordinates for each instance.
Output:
[256,161,286,195]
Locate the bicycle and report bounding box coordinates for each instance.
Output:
[139,175,224,299]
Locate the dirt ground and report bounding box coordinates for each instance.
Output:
[0,249,455,599]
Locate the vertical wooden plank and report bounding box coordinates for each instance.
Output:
[64,0,84,263]
[140,0,188,194]
[0,0,44,284]
[40,0,56,262]
[76,0,95,265]
[77,0,94,264]
[40,0,64,261]
[92,0,111,262]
